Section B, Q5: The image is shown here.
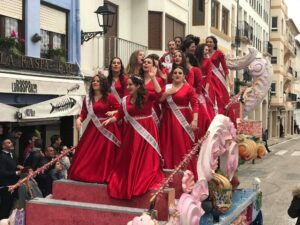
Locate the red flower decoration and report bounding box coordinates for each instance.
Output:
[11,30,17,38]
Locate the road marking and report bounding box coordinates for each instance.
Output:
[291,151,300,156]
[275,150,288,156]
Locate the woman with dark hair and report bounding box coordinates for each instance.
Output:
[174,36,183,50]
[172,50,193,85]
[206,36,233,115]
[68,74,121,183]
[147,53,168,83]
[195,43,217,121]
[102,73,164,199]
[181,38,197,55]
[186,53,212,140]
[140,56,166,126]
[125,50,145,75]
[159,66,199,177]
[107,57,128,103]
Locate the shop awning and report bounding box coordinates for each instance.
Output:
[0,72,86,96]
[0,95,83,122]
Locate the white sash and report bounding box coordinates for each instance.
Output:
[201,86,218,114]
[152,108,160,127]
[197,94,207,110]
[166,84,195,142]
[121,96,162,158]
[111,81,122,104]
[86,96,121,147]
[212,64,227,90]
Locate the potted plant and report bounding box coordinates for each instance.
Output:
[0,31,24,56]
[47,44,66,62]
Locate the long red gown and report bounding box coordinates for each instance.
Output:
[210,50,230,114]
[68,94,120,183]
[159,83,199,177]
[108,92,164,199]
[111,77,128,101]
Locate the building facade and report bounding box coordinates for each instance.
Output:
[0,0,85,149]
[269,0,299,138]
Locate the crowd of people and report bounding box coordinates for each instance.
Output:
[69,34,236,199]
[0,34,235,219]
[0,128,73,220]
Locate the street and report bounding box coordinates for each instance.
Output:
[238,136,300,225]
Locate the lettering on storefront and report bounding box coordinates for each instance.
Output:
[0,51,79,76]
[12,80,38,93]
[24,109,36,117]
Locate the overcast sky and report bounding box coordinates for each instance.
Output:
[285,0,300,38]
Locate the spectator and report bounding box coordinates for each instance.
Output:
[262,129,271,153]
[7,127,22,163]
[0,139,23,219]
[50,161,64,181]
[50,134,62,155]
[58,146,70,179]
[22,133,38,163]
[288,184,300,225]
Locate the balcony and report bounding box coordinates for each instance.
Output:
[102,37,148,68]
[284,36,296,58]
[287,93,297,102]
[263,41,273,55]
[237,21,253,44]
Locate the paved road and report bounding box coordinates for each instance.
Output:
[238,136,300,225]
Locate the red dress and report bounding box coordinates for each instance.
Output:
[111,77,128,101]
[68,94,121,183]
[210,50,230,114]
[108,92,164,199]
[186,69,195,87]
[159,83,199,178]
[145,77,165,122]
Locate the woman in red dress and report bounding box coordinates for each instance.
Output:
[140,56,165,126]
[159,66,199,177]
[68,74,121,183]
[107,57,128,103]
[125,50,145,75]
[186,53,212,140]
[195,43,217,121]
[102,74,164,199]
[206,36,233,114]
[171,50,194,86]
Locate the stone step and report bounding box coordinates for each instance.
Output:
[26,198,150,225]
[52,179,175,221]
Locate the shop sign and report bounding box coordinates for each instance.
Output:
[11,80,38,93]
[0,51,79,76]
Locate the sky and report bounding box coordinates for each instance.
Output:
[285,0,300,39]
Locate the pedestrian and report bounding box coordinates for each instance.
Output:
[102,74,164,199]
[50,134,62,155]
[0,139,22,219]
[7,127,22,162]
[288,184,300,225]
[262,129,271,153]
[68,74,121,184]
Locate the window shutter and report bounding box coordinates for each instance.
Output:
[40,5,66,34]
[0,0,22,20]
[148,11,162,50]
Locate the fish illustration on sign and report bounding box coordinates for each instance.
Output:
[67,84,80,93]
[50,97,77,114]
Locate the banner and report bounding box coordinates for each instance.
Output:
[0,103,18,122]
[19,95,83,120]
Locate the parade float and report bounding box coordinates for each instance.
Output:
[2,47,272,225]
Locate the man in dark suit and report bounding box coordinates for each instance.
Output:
[0,139,22,219]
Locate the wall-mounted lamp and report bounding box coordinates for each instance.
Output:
[81,3,116,44]
[31,33,42,43]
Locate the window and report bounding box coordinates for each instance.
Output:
[211,0,220,29]
[193,0,205,25]
[271,83,276,96]
[4,17,18,37]
[271,17,278,31]
[40,29,66,59]
[271,56,277,64]
[221,7,229,35]
[165,15,185,50]
[148,11,162,50]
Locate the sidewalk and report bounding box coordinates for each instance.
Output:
[268,134,299,146]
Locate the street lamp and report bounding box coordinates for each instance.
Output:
[81,3,116,44]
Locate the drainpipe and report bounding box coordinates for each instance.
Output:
[75,0,81,67]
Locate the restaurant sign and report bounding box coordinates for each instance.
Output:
[0,51,79,76]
